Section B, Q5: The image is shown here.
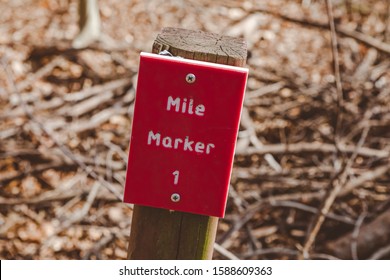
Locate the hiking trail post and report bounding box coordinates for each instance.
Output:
[126,27,247,259]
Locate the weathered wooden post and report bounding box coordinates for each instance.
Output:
[125,27,247,259]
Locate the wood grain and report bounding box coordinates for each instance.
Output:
[152,27,247,67]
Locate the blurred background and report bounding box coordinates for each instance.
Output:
[0,0,389,260]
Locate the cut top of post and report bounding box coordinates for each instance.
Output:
[152,27,247,67]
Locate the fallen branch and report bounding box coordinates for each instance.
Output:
[63,78,131,102]
[236,142,389,158]
[217,190,326,248]
[270,200,355,225]
[339,164,390,197]
[368,244,390,260]
[301,125,372,258]
[241,247,299,259]
[249,7,390,54]
[214,243,240,260]
[240,107,282,172]
[300,2,373,256]
[68,106,128,133]
[60,90,114,117]
[325,210,390,259]
[0,162,77,188]
[82,233,115,260]
[0,175,120,206]
[17,57,66,92]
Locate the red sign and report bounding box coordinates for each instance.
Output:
[124,52,248,217]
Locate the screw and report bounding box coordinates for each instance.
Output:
[171,193,180,202]
[186,73,196,84]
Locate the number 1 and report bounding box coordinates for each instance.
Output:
[173,170,179,185]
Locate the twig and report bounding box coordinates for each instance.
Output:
[300,9,373,254]
[300,171,345,259]
[352,48,377,82]
[241,247,299,259]
[386,1,390,42]
[301,121,371,258]
[340,163,390,197]
[218,190,327,247]
[59,90,114,117]
[244,81,285,101]
[214,243,240,260]
[0,127,19,140]
[0,213,24,236]
[368,244,390,260]
[237,142,388,158]
[241,107,282,172]
[324,0,345,161]
[68,106,128,133]
[339,27,390,54]
[64,182,101,225]
[270,200,355,225]
[261,191,326,204]
[63,78,131,102]
[310,253,340,260]
[0,149,43,159]
[245,224,260,251]
[242,248,340,260]
[0,162,76,187]
[248,7,390,54]
[41,182,101,252]
[351,211,367,260]
[104,139,128,163]
[55,195,83,220]
[217,205,263,246]
[228,185,248,213]
[302,122,371,256]
[327,0,344,111]
[16,57,65,93]
[326,209,390,259]
[82,233,115,260]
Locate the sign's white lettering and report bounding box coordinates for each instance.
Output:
[166,96,205,116]
[146,96,214,155]
[172,170,179,185]
[147,130,215,154]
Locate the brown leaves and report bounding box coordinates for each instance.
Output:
[0,0,389,260]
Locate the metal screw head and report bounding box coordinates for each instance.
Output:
[171,193,180,202]
[186,73,196,84]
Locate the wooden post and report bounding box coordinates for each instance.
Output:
[127,27,247,260]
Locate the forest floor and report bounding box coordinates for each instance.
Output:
[1,0,390,260]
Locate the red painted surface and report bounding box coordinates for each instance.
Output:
[124,52,248,217]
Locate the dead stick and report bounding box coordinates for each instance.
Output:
[301,1,372,257]
[237,142,388,158]
[326,0,344,153]
[127,27,247,259]
[249,7,390,54]
[301,121,371,258]
[368,245,390,260]
[386,1,390,42]
[326,210,390,259]
[351,212,367,260]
